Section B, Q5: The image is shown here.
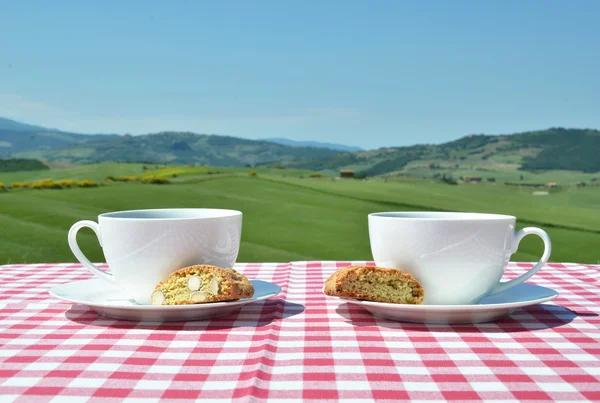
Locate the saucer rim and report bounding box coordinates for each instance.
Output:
[49,278,282,310]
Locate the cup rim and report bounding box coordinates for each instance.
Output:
[368,211,516,221]
[99,208,242,221]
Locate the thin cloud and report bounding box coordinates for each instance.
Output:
[0,94,361,137]
[0,93,64,120]
[303,107,361,118]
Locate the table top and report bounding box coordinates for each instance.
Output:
[1,261,599,402]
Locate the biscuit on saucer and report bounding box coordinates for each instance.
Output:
[324,265,424,304]
[151,265,254,305]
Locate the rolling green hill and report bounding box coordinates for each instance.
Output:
[288,128,600,179]
[1,117,342,166]
[1,117,599,180]
[13,132,341,166]
[0,165,598,265]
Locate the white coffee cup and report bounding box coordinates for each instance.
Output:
[68,208,242,304]
[368,212,551,305]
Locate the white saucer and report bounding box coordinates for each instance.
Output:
[328,283,559,324]
[49,278,282,322]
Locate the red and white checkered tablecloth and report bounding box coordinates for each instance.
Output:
[0,262,599,402]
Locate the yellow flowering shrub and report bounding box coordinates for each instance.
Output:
[31,180,62,189]
[77,179,98,188]
[58,179,78,188]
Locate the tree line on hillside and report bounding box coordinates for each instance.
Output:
[0,158,49,172]
[359,148,427,176]
[515,128,600,173]
[290,128,600,176]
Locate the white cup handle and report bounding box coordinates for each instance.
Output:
[68,220,117,284]
[489,227,551,296]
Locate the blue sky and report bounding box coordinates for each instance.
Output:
[1,0,598,149]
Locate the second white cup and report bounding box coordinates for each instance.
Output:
[368,212,551,305]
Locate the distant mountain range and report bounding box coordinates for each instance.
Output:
[0,117,55,133]
[0,117,340,166]
[0,118,120,156]
[1,117,599,175]
[263,138,362,152]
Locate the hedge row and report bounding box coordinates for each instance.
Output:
[9,179,99,190]
[106,176,170,184]
[1,175,170,193]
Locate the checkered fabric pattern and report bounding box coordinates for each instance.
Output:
[0,262,599,402]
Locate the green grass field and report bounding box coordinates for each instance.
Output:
[0,162,155,183]
[0,163,599,265]
[277,177,600,232]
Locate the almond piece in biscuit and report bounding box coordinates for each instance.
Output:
[151,265,254,305]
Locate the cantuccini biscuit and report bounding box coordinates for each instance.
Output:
[324,265,424,304]
[151,265,254,305]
